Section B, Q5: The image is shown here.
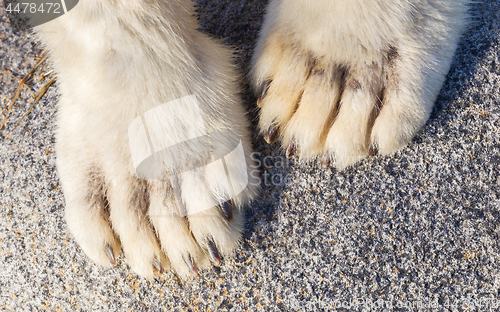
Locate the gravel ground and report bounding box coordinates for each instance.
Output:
[1,0,500,311]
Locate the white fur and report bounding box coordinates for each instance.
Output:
[36,0,469,278]
[36,0,258,278]
[250,0,469,168]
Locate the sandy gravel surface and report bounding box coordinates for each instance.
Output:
[1,0,500,310]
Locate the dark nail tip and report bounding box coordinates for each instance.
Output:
[264,124,278,144]
[257,80,271,108]
[368,142,379,156]
[105,243,116,266]
[184,255,198,277]
[153,258,163,275]
[257,97,263,108]
[286,140,296,158]
[207,240,221,265]
[221,201,233,221]
[263,134,271,144]
[322,155,332,168]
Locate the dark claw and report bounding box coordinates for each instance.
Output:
[264,124,278,144]
[368,142,379,156]
[286,140,296,158]
[257,80,271,108]
[104,243,116,266]
[322,155,331,168]
[221,201,233,222]
[152,257,163,275]
[184,255,198,277]
[207,239,221,265]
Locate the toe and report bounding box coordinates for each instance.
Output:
[106,176,165,278]
[281,64,342,157]
[257,45,314,136]
[148,180,209,278]
[324,67,383,168]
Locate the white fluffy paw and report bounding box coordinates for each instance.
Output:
[37,0,258,278]
[250,0,468,169]
[57,100,257,279]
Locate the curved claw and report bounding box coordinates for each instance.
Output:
[286,140,296,158]
[152,257,163,275]
[264,124,278,144]
[183,255,198,277]
[368,142,379,156]
[257,80,271,108]
[104,243,116,266]
[207,239,221,265]
[322,154,332,168]
[220,201,234,222]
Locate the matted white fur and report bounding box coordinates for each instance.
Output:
[250,0,469,168]
[36,0,258,278]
